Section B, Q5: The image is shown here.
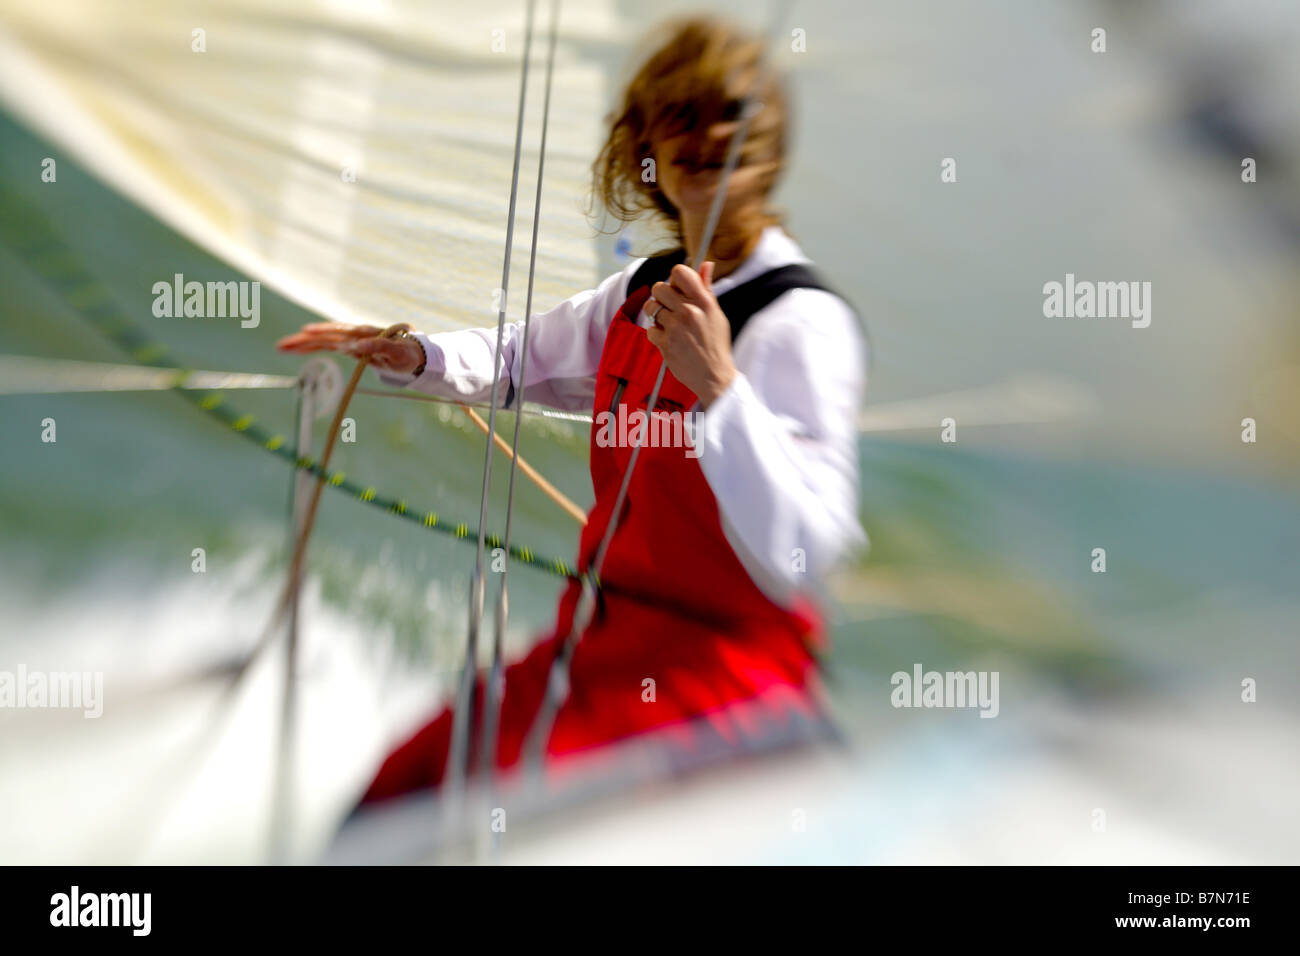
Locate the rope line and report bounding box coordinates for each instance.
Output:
[480,0,564,814]
[0,187,581,583]
[354,387,593,423]
[447,0,541,804]
[459,402,587,525]
[0,354,299,393]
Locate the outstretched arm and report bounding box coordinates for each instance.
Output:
[279,264,638,413]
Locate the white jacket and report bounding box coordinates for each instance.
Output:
[379,226,868,605]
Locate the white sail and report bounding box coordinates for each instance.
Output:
[0,0,621,333]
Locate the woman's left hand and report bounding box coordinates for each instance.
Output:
[645,261,738,408]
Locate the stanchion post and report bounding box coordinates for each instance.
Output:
[269,365,320,863]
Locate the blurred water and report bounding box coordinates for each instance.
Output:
[2,0,1298,863]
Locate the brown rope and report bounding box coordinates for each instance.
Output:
[241,323,586,683]
[240,323,412,677]
[458,403,587,526]
[279,328,398,611]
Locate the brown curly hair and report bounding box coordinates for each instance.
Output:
[590,16,789,254]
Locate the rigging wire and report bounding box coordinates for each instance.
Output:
[0,357,1096,433]
[444,0,540,804]
[477,0,564,826]
[0,352,594,424]
[353,387,594,423]
[0,354,298,392]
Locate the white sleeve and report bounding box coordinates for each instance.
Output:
[375,262,638,412]
[696,289,868,603]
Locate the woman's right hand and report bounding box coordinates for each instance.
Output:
[276,322,425,375]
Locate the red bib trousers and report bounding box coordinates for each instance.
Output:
[360,283,824,804]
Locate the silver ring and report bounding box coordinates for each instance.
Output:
[647,301,663,321]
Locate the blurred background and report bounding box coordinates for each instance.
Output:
[0,0,1296,864]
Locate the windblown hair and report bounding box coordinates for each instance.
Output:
[590,16,790,251]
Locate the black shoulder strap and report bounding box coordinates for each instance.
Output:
[628,251,855,343]
[717,263,844,341]
[628,248,687,295]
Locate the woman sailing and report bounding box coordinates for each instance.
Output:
[277,16,867,804]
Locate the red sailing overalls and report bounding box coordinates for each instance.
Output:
[360,258,831,804]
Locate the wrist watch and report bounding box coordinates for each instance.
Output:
[391,327,427,377]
